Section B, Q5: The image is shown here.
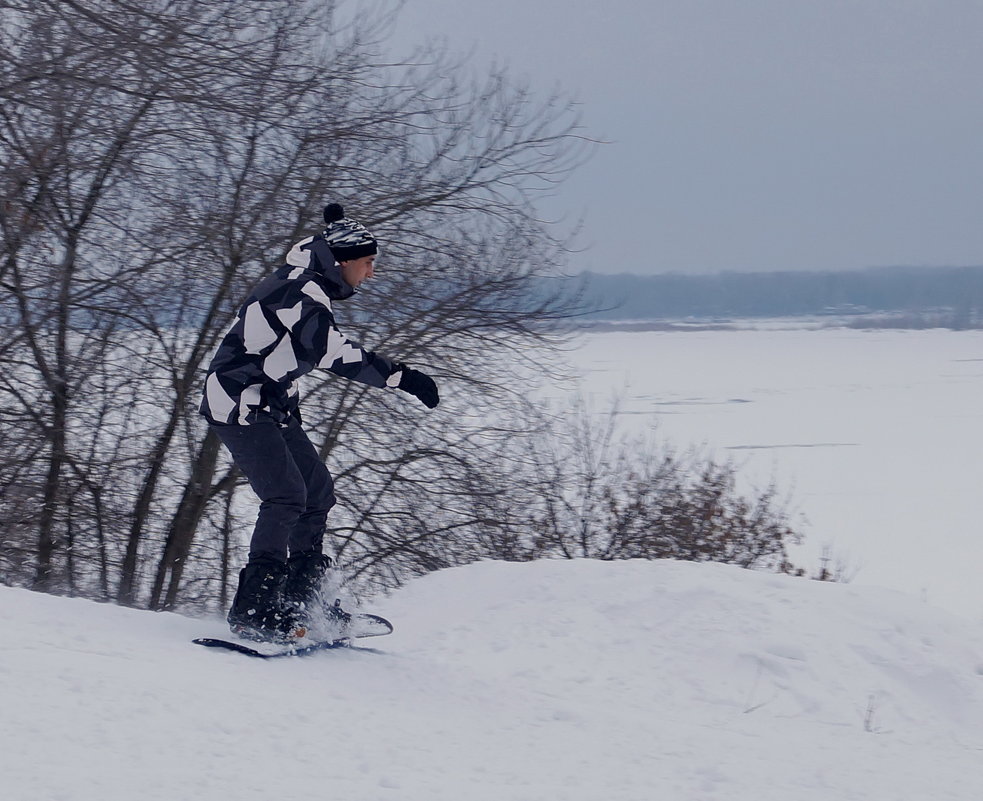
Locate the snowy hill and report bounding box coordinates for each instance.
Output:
[3,560,983,801]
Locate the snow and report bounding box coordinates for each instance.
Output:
[3,558,983,800]
[570,327,983,619]
[5,325,983,798]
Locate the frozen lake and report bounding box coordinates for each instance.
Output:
[569,325,983,619]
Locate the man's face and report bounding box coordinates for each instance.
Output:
[339,255,375,288]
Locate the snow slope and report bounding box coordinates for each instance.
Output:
[3,559,983,801]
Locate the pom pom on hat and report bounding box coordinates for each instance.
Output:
[321,202,377,262]
[323,203,345,224]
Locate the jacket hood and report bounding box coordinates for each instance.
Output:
[285,234,356,301]
[318,255,357,301]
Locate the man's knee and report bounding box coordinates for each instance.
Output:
[307,482,336,514]
[305,463,336,513]
[261,472,308,514]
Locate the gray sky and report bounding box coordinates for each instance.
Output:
[389,0,983,275]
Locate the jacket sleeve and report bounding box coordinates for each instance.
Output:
[290,278,401,389]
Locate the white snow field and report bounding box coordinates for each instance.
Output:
[3,558,983,801]
[572,327,983,619]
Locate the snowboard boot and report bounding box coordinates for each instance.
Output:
[227,558,307,643]
[285,550,352,635]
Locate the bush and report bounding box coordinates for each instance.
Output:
[469,399,808,576]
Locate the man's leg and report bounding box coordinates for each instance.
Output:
[280,418,337,556]
[211,421,309,640]
[211,421,307,562]
[276,420,342,628]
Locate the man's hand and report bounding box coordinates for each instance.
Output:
[396,366,439,409]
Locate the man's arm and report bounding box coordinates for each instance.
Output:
[287,278,397,389]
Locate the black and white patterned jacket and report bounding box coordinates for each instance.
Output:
[200,234,401,426]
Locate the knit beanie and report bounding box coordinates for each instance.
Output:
[322,203,378,262]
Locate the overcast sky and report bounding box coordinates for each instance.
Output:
[389,0,983,275]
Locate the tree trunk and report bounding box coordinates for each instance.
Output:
[149,429,222,610]
[32,381,67,591]
[115,412,180,606]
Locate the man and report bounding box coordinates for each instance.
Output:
[200,203,439,641]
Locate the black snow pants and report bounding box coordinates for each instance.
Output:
[211,418,337,563]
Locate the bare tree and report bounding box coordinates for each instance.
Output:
[1,0,593,607]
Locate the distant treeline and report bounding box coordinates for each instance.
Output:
[558,266,983,326]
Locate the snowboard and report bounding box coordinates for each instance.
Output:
[193,612,393,659]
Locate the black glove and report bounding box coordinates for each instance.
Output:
[396,365,439,409]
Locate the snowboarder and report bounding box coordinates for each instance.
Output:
[200,203,439,642]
